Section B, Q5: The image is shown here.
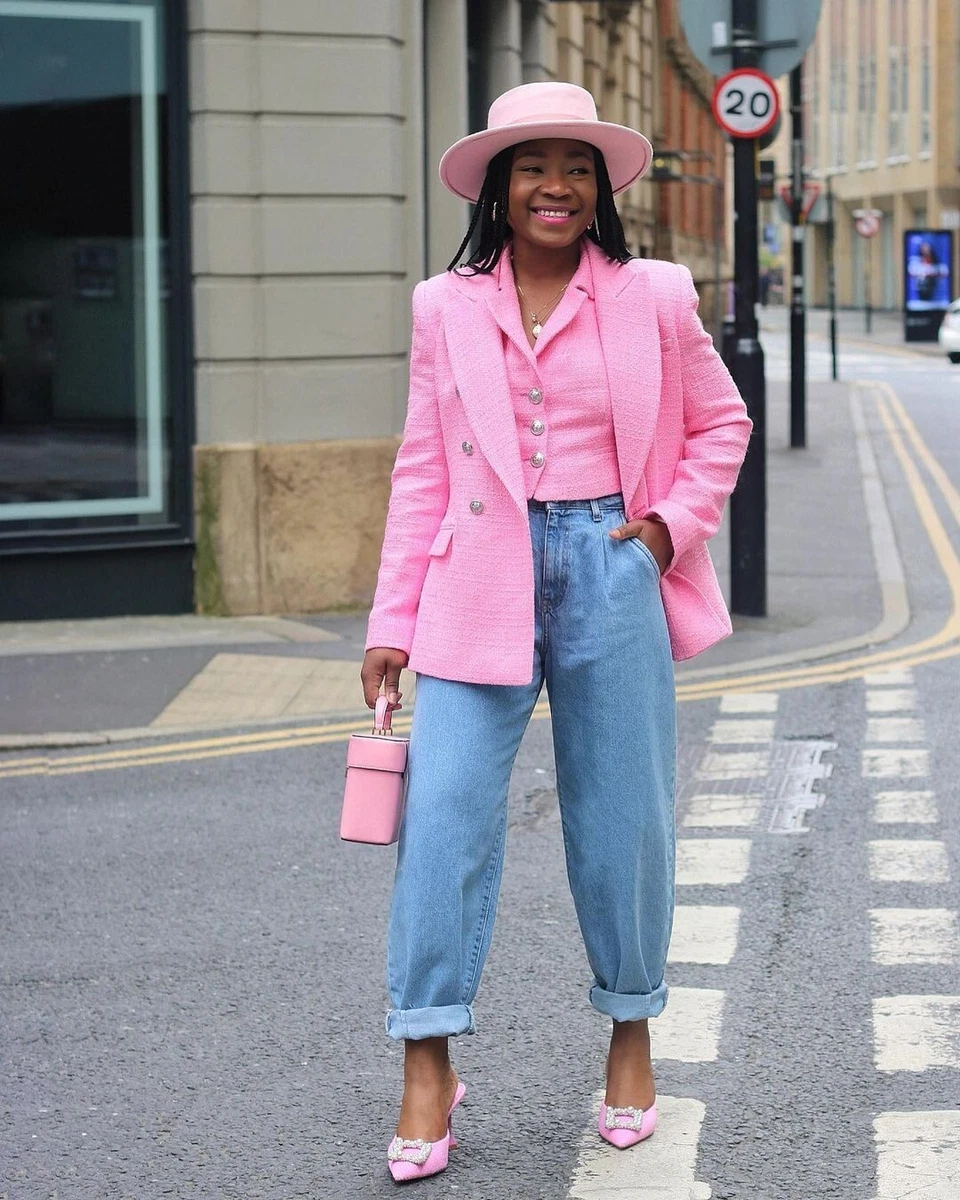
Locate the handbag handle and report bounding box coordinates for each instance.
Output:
[373,694,394,735]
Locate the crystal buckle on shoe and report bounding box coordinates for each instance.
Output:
[387,1136,432,1165]
[604,1105,646,1131]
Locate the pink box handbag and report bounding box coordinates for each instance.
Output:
[340,695,409,844]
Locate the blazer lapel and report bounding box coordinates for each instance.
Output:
[441,271,527,515]
[591,244,662,518]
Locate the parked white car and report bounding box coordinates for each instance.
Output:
[939,299,960,363]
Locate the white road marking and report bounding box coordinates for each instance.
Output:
[873,790,939,824]
[653,988,726,1063]
[567,1093,712,1199]
[873,1110,960,1199]
[683,794,762,828]
[697,751,770,779]
[869,909,960,965]
[864,668,914,686]
[865,717,925,743]
[873,995,960,1072]
[865,689,918,712]
[861,748,930,778]
[719,692,779,713]
[868,841,950,883]
[669,906,740,964]
[676,839,751,886]
[707,719,775,744]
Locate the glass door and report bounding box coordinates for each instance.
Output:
[0,0,188,546]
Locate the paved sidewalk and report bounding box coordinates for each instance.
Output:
[759,303,946,357]
[0,375,903,747]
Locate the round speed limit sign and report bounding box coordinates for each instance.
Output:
[712,68,780,140]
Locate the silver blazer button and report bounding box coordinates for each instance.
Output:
[469,499,484,514]
[527,387,543,404]
[530,452,545,468]
[531,420,545,435]
[461,441,474,455]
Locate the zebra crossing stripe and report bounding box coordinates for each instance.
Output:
[697,750,770,779]
[676,839,751,886]
[653,988,726,1063]
[873,1110,960,1199]
[718,692,779,713]
[861,748,930,777]
[865,689,918,712]
[683,794,761,828]
[707,718,775,743]
[864,668,914,686]
[868,841,950,883]
[869,909,960,965]
[567,1094,711,1200]
[872,790,939,824]
[669,906,741,964]
[865,717,925,742]
[873,995,960,1071]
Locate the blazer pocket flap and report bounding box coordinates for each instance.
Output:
[428,524,454,556]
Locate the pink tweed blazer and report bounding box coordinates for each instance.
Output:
[365,239,751,686]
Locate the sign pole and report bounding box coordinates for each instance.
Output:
[789,64,805,449]
[827,175,838,380]
[866,259,872,334]
[729,0,767,616]
[854,209,882,333]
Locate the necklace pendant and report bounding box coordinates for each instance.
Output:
[531,321,542,339]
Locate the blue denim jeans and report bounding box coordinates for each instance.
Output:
[385,494,677,1040]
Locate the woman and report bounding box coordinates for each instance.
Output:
[360,82,751,1183]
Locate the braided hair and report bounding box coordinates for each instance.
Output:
[448,145,633,274]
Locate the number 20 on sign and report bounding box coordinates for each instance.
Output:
[711,68,780,140]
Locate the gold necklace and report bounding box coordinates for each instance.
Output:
[515,279,569,339]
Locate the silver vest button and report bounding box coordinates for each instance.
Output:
[461,440,474,455]
[531,419,545,435]
[530,452,545,468]
[527,387,543,404]
[469,499,484,514]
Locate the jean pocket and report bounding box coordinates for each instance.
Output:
[628,536,662,576]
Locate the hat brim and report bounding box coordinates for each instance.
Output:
[438,120,653,203]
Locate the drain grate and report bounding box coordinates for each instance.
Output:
[764,739,836,833]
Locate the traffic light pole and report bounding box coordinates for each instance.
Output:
[789,65,806,449]
[729,0,767,616]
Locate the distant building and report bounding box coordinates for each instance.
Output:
[0,0,730,620]
[794,0,960,310]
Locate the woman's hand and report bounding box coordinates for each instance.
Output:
[361,647,409,710]
[608,516,674,575]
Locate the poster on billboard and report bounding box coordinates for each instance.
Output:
[903,229,954,341]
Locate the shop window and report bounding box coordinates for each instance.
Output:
[0,0,186,540]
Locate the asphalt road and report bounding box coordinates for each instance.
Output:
[2,349,959,1199]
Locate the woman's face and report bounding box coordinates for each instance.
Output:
[507,138,598,253]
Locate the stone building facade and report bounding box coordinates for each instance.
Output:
[192,0,732,617]
[798,0,960,310]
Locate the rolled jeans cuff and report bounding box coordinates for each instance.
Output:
[589,981,668,1022]
[385,1003,476,1041]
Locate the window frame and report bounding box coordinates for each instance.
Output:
[0,0,194,558]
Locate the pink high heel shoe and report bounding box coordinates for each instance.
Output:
[387,1078,467,1183]
[598,1099,658,1149]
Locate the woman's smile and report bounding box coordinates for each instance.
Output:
[530,206,580,224]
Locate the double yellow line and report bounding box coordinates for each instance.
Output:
[2,381,957,782]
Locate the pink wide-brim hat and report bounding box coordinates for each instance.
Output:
[439,82,653,203]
